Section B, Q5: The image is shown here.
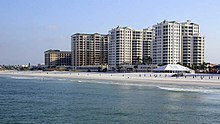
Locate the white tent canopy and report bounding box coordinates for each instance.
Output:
[153,64,191,72]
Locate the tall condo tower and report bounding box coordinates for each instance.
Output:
[132,30,143,65]
[108,27,133,70]
[181,20,205,67]
[153,20,182,65]
[71,33,109,66]
[152,20,205,66]
[143,28,154,64]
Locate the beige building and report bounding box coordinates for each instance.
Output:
[71,33,109,67]
[44,50,71,66]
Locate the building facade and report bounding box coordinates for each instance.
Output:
[108,26,155,69]
[143,28,154,64]
[132,30,143,65]
[44,50,71,66]
[152,20,205,67]
[181,20,205,67]
[153,20,182,65]
[108,27,133,69]
[71,33,109,67]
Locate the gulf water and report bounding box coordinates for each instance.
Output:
[1,75,220,124]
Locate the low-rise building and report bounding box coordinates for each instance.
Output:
[44,49,71,66]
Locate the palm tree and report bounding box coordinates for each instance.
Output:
[176,62,182,65]
[133,56,142,65]
[116,65,123,72]
[191,63,198,70]
[145,56,152,65]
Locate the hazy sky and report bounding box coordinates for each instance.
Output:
[0,0,220,65]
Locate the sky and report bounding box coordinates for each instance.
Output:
[0,0,220,65]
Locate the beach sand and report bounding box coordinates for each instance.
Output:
[0,70,220,86]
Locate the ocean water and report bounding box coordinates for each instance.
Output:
[0,75,220,124]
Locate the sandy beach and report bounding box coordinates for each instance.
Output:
[1,70,220,86]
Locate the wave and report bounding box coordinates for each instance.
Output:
[10,76,45,80]
[57,78,68,81]
[74,79,155,87]
[157,86,220,93]
[69,80,87,83]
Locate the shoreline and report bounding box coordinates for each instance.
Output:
[1,70,220,86]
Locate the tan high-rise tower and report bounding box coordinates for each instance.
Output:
[71,33,109,67]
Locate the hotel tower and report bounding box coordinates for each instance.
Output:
[143,28,154,64]
[152,20,205,67]
[71,33,109,67]
[153,20,182,65]
[181,20,205,67]
[108,27,133,70]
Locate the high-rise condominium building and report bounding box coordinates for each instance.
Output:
[132,30,143,65]
[181,20,205,66]
[143,28,154,64]
[108,27,133,69]
[44,50,71,66]
[153,20,182,65]
[71,33,109,66]
[152,20,205,66]
[108,27,158,68]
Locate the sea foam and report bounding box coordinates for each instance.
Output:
[10,76,45,80]
[74,79,155,87]
[157,86,220,94]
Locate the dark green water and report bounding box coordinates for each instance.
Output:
[0,75,220,124]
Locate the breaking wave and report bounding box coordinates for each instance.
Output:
[57,78,68,81]
[10,76,42,80]
[73,79,155,87]
[157,86,220,94]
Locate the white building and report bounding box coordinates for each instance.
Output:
[143,28,154,64]
[181,20,205,67]
[132,30,143,65]
[153,20,182,65]
[152,20,205,67]
[108,26,133,70]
